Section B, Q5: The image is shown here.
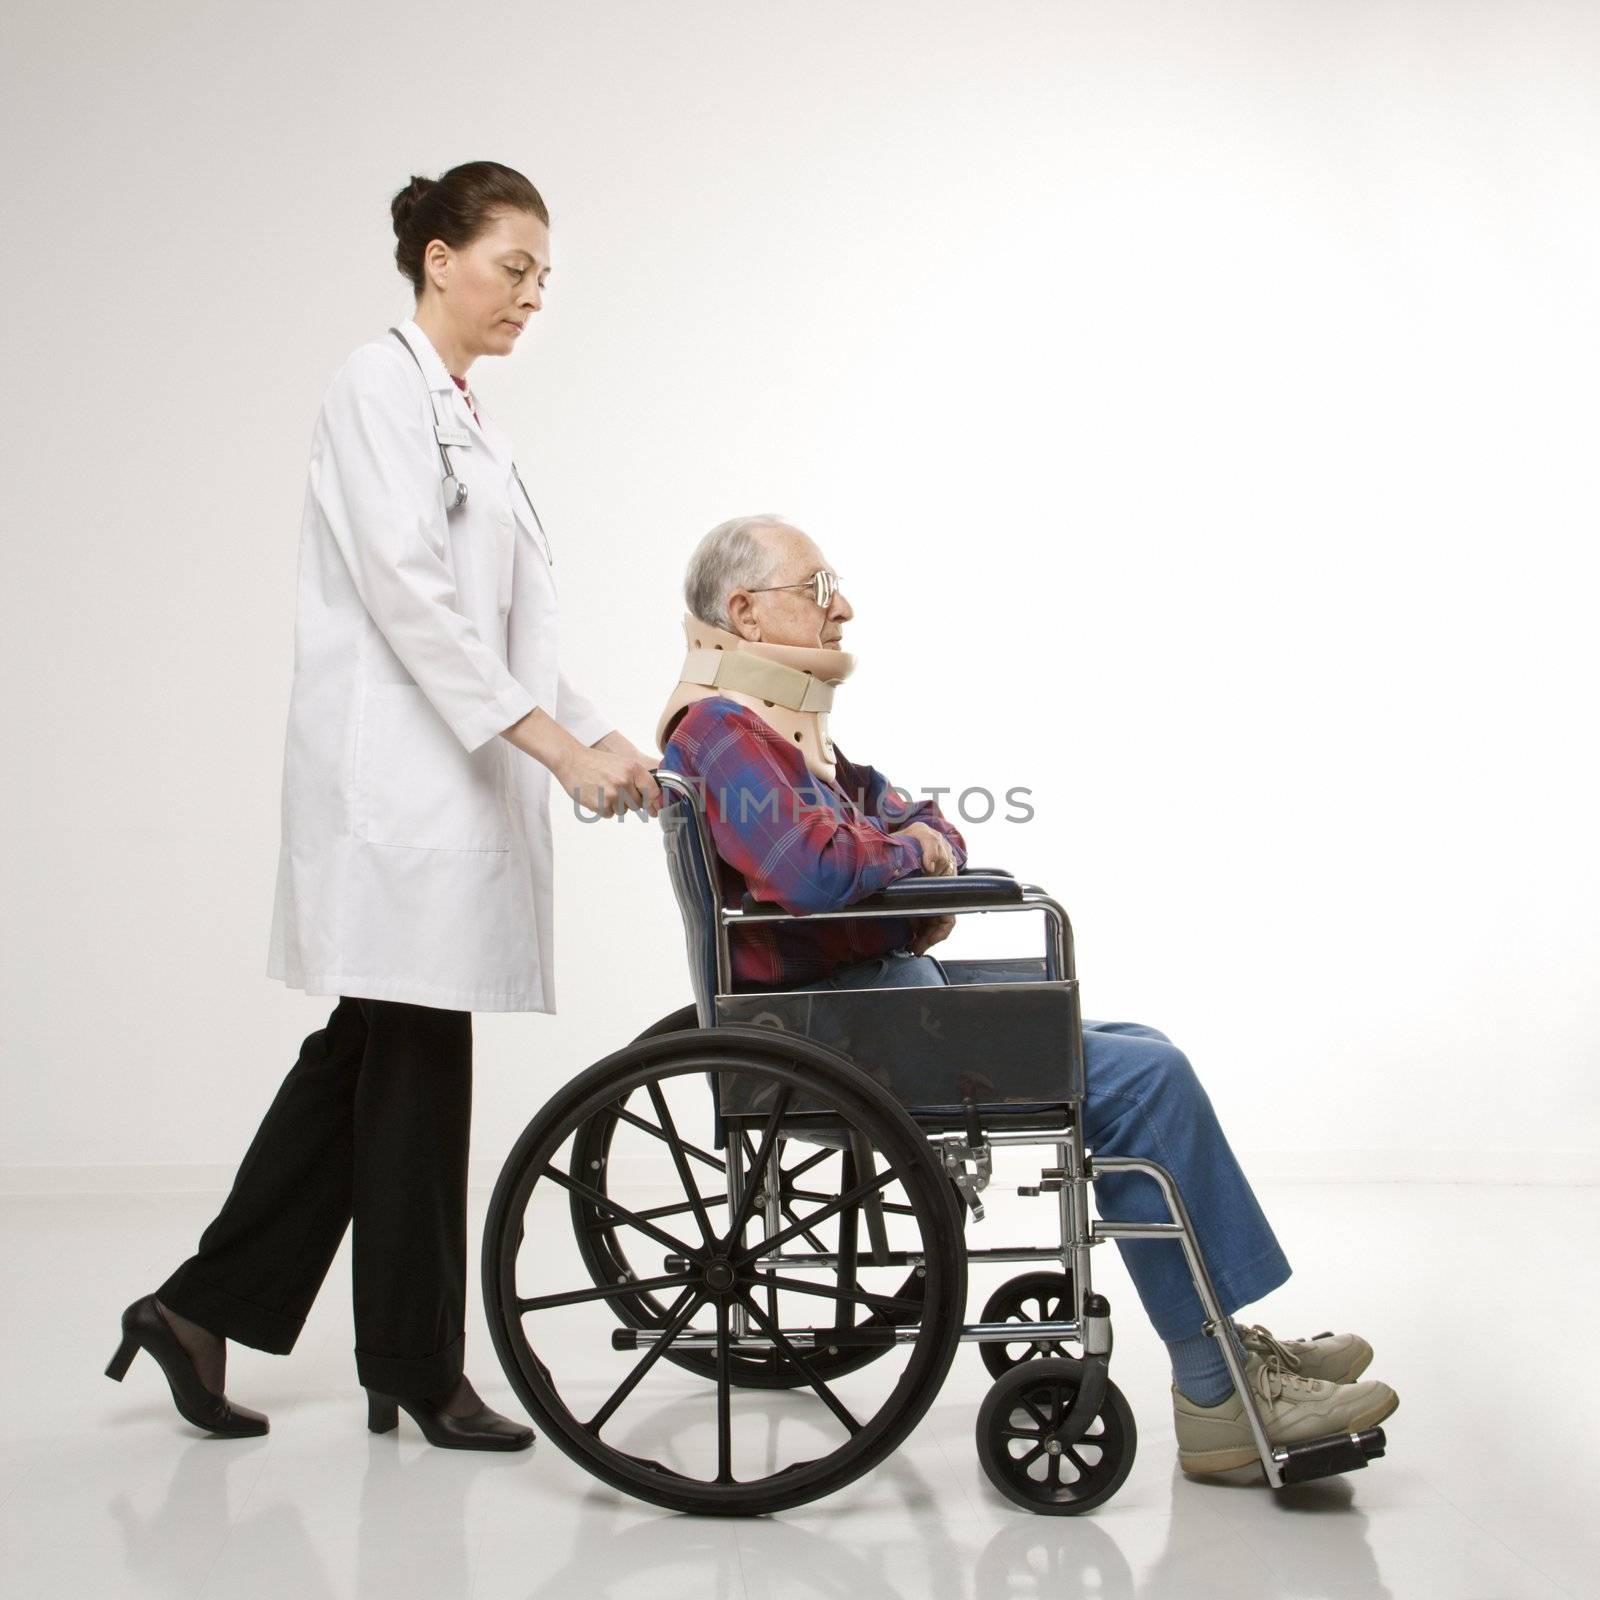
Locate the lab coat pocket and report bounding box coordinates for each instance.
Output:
[353,682,512,853]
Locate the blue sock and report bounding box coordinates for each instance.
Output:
[1167,1325,1235,1406]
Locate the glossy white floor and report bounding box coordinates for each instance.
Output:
[9,1178,1594,1600]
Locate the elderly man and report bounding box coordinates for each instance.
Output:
[656,514,1399,1479]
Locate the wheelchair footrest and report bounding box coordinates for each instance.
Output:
[1275,1426,1387,1485]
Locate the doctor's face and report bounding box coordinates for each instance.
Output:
[424,208,550,364]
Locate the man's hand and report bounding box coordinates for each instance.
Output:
[908,914,956,956]
[899,822,957,954]
[899,821,958,877]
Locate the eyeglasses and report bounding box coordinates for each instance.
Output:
[746,569,842,608]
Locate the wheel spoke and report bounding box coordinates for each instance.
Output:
[648,1082,717,1247]
[543,1164,702,1261]
[777,1199,829,1254]
[586,1287,705,1433]
[613,1103,726,1171]
[763,1273,780,1376]
[782,1184,913,1219]
[736,1291,862,1436]
[779,1145,833,1183]
[834,1147,860,1332]
[1050,1383,1068,1429]
[635,1193,728,1222]
[724,1091,793,1246]
[1015,1440,1046,1468]
[517,1271,695,1313]
[751,1271,924,1318]
[715,1299,734,1484]
[754,1131,782,1370]
[734,1166,899,1267]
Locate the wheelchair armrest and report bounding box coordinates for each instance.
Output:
[739,867,1023,918]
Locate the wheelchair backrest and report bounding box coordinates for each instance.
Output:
[657,772,724,1027]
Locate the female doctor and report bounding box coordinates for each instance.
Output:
[107,161,662,1450]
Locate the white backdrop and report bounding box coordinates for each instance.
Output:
[4,0,1596,1188]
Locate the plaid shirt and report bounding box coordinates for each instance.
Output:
[661,695,968,989]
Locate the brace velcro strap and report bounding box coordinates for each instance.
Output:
[680,648,835,713]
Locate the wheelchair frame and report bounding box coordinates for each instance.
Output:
[650,768,1385,1494]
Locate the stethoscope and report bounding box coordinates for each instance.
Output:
[387,326,554,566]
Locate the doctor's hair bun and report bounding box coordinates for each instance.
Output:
[390,161,551,295]
[390,175,436,235]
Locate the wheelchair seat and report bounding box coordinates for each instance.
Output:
[658,776,1084,1132]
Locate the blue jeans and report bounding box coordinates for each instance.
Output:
[789,951,1291,1341]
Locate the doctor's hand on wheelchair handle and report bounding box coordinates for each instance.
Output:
[557,742,664,819]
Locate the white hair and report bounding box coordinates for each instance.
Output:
[683,515,798,632]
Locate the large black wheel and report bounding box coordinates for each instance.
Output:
[483,1023,967,1515]
[572,1113,935,1389]
[568,1004,941,1390]
[978,1270,1076,1379]
[975,1357,1136,1515]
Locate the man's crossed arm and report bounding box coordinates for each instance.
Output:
[669,698,968,918]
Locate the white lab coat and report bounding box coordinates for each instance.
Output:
[266,316,613,1012]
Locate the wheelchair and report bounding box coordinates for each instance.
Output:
[480,771,1387,1515]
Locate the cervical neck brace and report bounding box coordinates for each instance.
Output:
[656,612,856,784]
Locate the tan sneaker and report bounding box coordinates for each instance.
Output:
[1234,1320,1373,1384]
[1174,1350,1398,1477]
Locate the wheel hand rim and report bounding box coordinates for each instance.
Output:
[484,1042,966,1512]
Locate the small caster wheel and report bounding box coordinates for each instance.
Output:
[978,1270,1074,1378]
[975,1356,1136,1515]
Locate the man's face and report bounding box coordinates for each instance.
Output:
[729,529,853,649]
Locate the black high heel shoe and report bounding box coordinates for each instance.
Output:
[105,1295,268,1438]
[365,1382,533,1451]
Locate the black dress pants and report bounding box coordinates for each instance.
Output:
[155,995,473,1399]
